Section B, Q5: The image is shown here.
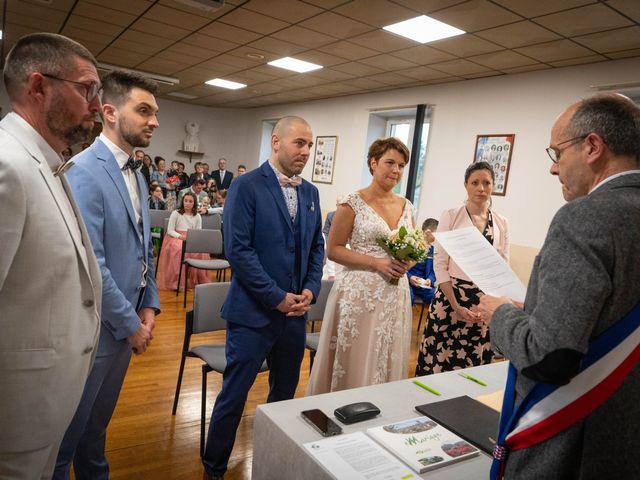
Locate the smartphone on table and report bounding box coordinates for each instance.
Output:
[301,409,343,437]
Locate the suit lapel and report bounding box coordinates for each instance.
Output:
[261,162,293,231]
[100,148,139,233]
[136,170,150,258]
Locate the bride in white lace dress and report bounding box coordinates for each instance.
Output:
[307,138,415,395]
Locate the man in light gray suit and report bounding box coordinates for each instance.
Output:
[0,33,102,479]
[478,94,640,479]
[54,71,160,479]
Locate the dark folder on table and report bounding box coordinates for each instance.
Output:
[415,395,500,455]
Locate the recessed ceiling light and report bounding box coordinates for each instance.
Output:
[205,78,247,90]
[0,30,3,40]
[246,52,265,60]
[383,15,465,44]
[268,57,322,73]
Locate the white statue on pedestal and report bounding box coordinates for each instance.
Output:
[183,121,200,152]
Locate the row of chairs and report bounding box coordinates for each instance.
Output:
[171,279,334,456]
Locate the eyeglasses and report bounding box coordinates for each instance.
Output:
[41,73,102,102]
[545,135,587,163]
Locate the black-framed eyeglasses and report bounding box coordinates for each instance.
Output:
[41,73,102,102]
[545,135,588,163]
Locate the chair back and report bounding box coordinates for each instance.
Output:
[163,217,170,235]
[192,282,230,334]
[308,279,334,323]
[202,213,222,230]
[150,209,171,229]
[185,229,223,255]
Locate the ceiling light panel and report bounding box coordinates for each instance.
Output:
[268,56,323,73]
[205,78,247,90]
[383,15,465,44]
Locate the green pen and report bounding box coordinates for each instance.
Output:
[413,379,441,396]
[458,372,487,386]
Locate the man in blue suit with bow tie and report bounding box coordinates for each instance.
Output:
[54,71,160,479]
[202,116,324,479]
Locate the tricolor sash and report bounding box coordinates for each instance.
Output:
[490,302,640,480]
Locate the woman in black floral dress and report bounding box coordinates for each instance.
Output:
[416,162,510,375]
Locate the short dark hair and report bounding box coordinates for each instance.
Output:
[192,179,206,186]
[179,162,186,168]
[101,70,157,107]
[238,164,246,170]
[367,137,410,174]
[421,218,439,231]
[4,33,96,101]
[154,156,165,166]
[566,93,640,162]
[465,161,495,183]
[178,192,198,215]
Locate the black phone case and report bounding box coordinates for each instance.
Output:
[334,402,381,424]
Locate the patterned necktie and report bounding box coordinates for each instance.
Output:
[122,157,142,171]
[278,172,302,187]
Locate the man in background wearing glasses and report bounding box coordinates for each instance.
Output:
[0,33,102,479]
[478,94,640,479]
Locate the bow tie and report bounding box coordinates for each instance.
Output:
[122,157,142,171]
[278,172,302,188]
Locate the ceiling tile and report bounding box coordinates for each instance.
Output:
[606,0,640,22]
[252,64,298,79]
[390,45,456,64]
[607,48,640,59]
[397,65,454,81]
[339,77,389,90]
[502,63,549,74]
[370,72,420,85]
[98,47,150,67]
[469,50,539,70]
[61,26,115,47]
[299,12,375,39]
[276,75,327,89]
[159,0,237,21]
[131,18,191,41]
[6,15,62,32]
[200,53,261,71]
[549,54,608,67]
[83,0,152,16]
[245,36,307,56]
[294,50,348,67]
[333,0,419,28]
[390,0,473,14]
[229,69,280,83]
[427,76,464,84]
[243,0,323,22]
[218,7,290,35]
[307,68,356,82]
[535,4,633,37]
[7,1,67,22]
[110,38,163,56]
[464,71,503,79]
[491,0,595,18]
[331,62,385,76]
[120,29,175,50]
[181,33,241,53]
[358,54,417,70]
[65,15,125,37]
[429,0,524,32]
[302,0,352,7]
[154,49,205,66]
[74,1,138,26]
[271,26,337,49]
[573,26,640,54]
[227,45,281,62]
[429,58,493,75]
[198,22,263,44]
[515,39,596,62]
[143,4,211,30]
[430,34,504,56]
[137,57,194,74]
[348,30,421,53]
[475,21,562,48]
[163,41,221,60]
[318,41,378,61]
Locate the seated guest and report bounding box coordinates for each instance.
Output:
[148,184,166,210]
[189,161,207,186]
[178,178,208,206]
[213,189,227,208]
[206,177,217,196]
[140,153,152,186]
[237,164,247,176]
[156,192,210,291]
[151,156,168,194]
[407,218,438,305]
[176,162,190,190]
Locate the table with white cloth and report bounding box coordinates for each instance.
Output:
[252,362,508,480]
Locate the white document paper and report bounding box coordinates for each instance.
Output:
[304,431,418,480]
[435,227,526,302]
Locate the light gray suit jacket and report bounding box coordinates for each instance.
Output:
[0,113,101,454]
[491,173,640,479]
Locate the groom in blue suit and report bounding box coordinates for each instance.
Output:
[202,116,324,479]
[54,71,160,479]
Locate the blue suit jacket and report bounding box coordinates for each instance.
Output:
[221,161,324,327]
[408,245,435,304]
[67,138,160,355]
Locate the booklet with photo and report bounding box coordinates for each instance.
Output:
[366,416,479,474]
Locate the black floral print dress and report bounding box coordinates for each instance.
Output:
[415,212,496,376]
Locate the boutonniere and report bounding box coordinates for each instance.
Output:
[310,201,315,212]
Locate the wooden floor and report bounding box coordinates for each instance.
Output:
[99,284,427,480]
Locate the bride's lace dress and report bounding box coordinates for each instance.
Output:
[306,192,414,394]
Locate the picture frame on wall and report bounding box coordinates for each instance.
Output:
[312,136,338,184]
[473,134,515,196]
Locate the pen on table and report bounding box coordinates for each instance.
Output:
[413,379,441,396]
[458,372,487,386]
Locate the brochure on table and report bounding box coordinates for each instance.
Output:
[304,431,417,480]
